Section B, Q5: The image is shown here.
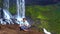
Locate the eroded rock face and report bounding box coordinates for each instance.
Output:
[10,0,59,6]
[0,8,3,18]
[0,24,43,34]
[0,8,1,18]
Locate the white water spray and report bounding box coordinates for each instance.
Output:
[43,28,51,34]
[3,0,14,24]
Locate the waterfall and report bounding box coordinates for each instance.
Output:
[16,0,25,18]
[20,0,25,18]
[0,0,26,24]
[16,0,20,18]
[15,0,25,24]
[3,0,14,24]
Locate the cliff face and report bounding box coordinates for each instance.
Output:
[25,0,59,5]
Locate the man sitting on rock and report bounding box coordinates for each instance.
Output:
[19,18,31,31]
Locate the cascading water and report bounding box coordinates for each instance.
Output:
[1,0,28,25]
[3,0,14,24]
[20,0,25,18]
[43,28,51,34]
[16,0,25,18]
[16,0,20,18]
[15,0,25,24]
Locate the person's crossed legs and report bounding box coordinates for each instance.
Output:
[20,26,29,31]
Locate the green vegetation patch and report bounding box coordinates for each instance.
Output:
[26,4,60,34]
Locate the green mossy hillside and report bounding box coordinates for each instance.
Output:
[25,4,60,34]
